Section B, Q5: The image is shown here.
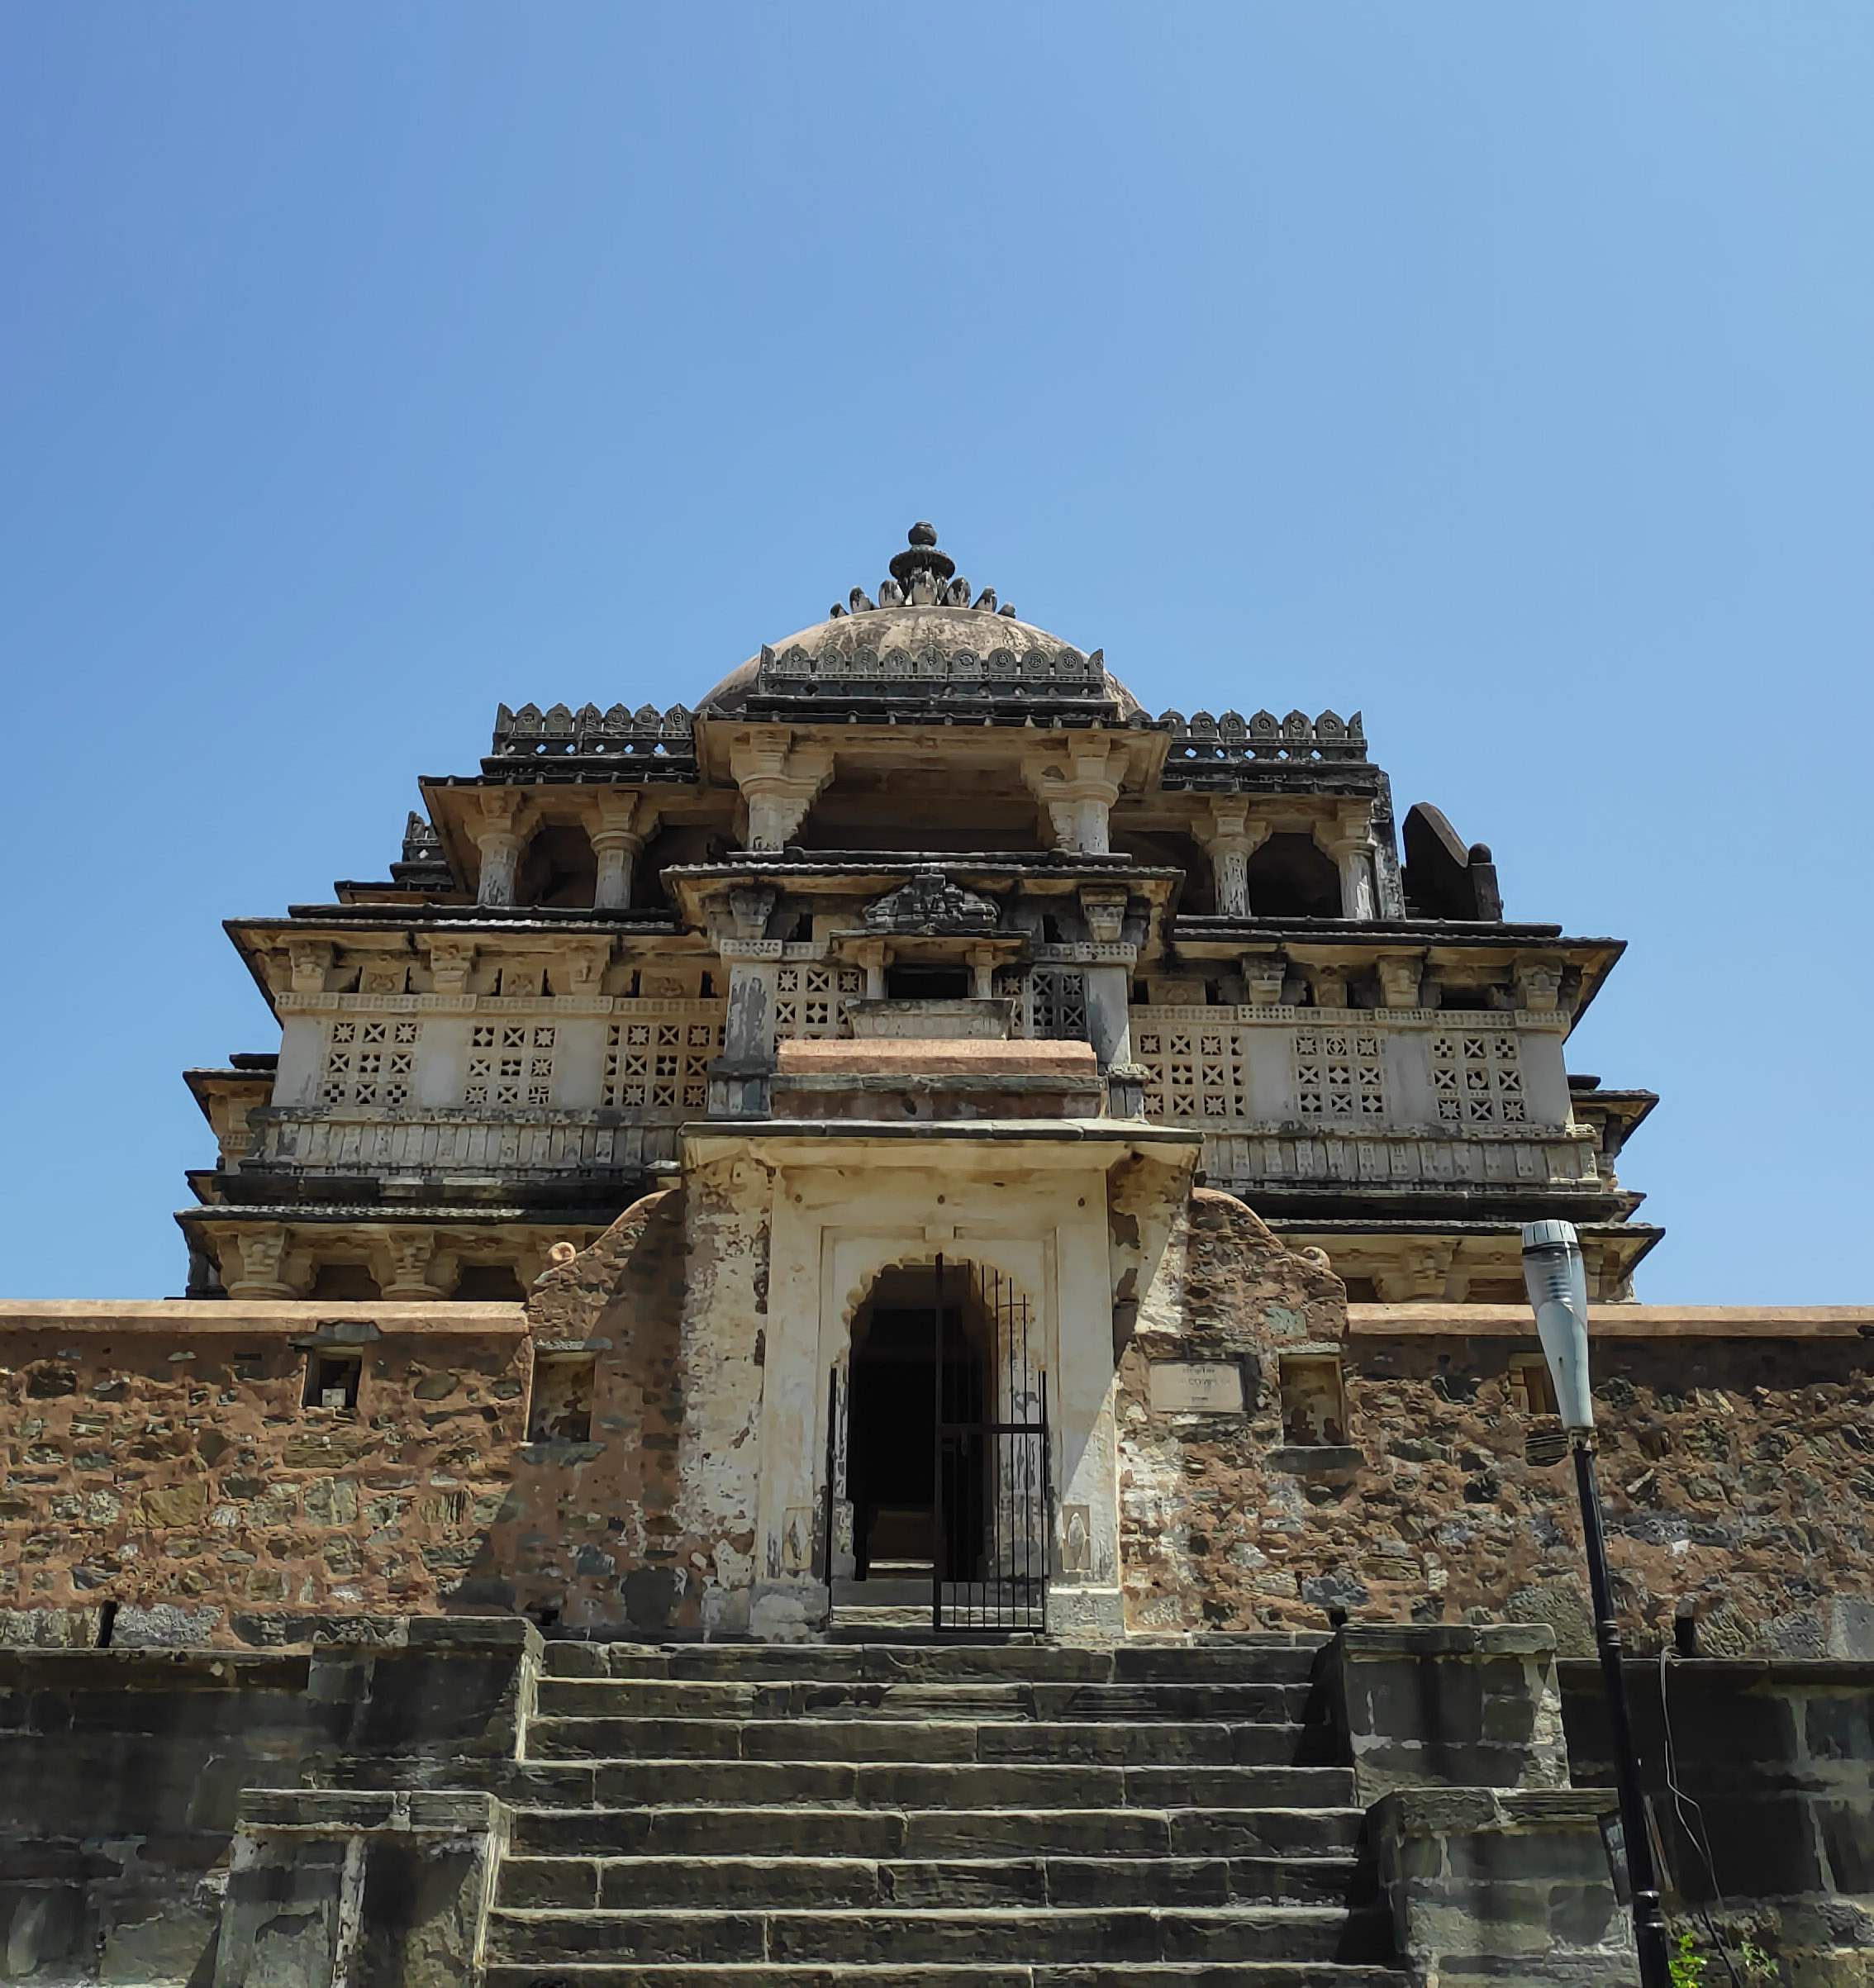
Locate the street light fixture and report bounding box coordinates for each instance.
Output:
[1522,1219,1672,1988]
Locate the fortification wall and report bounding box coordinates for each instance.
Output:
[2,1193,1870,1656]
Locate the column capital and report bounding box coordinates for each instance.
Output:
[729,740,834,850]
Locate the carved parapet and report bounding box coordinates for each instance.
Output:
[1158,707,1369,765]
[399,812,444,864]
[753,626,1113,708]
[492,701,695,763]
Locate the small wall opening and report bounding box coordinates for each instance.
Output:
[528,1354,595,1443]
[1248,832,1341,919]
[884,963,973,1001]
[1279,1353,1348,1446]
[454,1263,527,1301]
[309,1262,381,1301]
[1505,1353,1559,1416]
[302,1350,363,1414]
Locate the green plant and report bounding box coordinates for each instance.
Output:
[1736,1937,1776,1981]
[1669,1928,1708,1988]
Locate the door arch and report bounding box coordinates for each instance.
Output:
[831,1253,1049,1632]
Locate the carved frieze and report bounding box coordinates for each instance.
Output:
[862,868,998,935]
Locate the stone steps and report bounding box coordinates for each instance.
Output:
[483,1968,1411,1987]
[543,1641,1326,1686]
[497,1641,1387,1981]
[499,1852,1370,1911]
[507,1805,1370,1860]
[533,1678,1315,1723]
[495,1759,1358,1810]
[486,1904,1393,1968]
[526,1715,1319,1766]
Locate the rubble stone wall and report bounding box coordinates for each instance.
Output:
[1117,1191,1874,1657]
[0,1306,531,1638]
[2,1191,1870,1657]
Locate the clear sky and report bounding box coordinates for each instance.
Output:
[3,7,1869,1302]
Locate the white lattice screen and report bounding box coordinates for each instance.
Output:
[465,1021,556,1106]
[603,1006,726,1113]
[321,1019,418,1107]
[1133,1019,1253,1120]
[1294,1029,1386,1121]
[773,964,863,1039]
[1430,1031,1526,1124]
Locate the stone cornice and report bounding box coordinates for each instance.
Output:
[1347,1302,1874,1339]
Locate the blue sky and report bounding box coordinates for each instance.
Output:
[3,6,1869,1301]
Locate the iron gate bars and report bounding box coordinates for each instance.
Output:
[932,1254,1051,1634]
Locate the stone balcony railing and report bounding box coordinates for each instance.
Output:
[251,1111,680,1180]
[1196,1126,1605,1195]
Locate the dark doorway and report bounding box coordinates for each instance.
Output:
[846,1264,987,1580]
[838,1258,1050,1633]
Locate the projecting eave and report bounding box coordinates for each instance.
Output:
[661,854,1182,920]
[1170,920,1626,1025]
[182,1065,272,1128]
[221,910,697,1013]
[1567,1085,1660,1151]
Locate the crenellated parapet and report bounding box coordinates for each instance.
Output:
[1156,707,1369,767]
[488,701,697,766]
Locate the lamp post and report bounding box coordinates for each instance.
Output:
[1521,1219,1672,1988]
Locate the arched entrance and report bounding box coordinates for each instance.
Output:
[831,1255,1050,1632]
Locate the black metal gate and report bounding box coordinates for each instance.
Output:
[932,1254,1051,1634]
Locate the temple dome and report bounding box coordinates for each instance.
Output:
[698,606,1143,719]
[696,524,1142,719]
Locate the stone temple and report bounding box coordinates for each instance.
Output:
[2,525,1869,1985]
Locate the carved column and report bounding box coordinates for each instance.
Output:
[1077,884,1141,1109]
[383,1233,443,1301]
[225,1228,296,1301]
[473,792,527,907]
[592,793,652,911]
[730,740,833,852]
[1028,740,1125,855]
[1197,799,1272,918]
[1325,808,1377,921]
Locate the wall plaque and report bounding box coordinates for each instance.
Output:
[1149,1359,1245,1416]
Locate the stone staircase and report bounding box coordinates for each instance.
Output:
[483,1638,1408,1987]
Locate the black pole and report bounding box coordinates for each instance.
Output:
[1574,1437,1672,1988]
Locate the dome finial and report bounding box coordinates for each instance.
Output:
[889,521,957,587]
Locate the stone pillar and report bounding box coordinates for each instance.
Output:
[1028,740,1125,854]
[1327,825,1377,921]
[473,792,527,907]
[729,740,833,852]
[1197,799,1272,919]
[226,1228,296,1301]
[710,954,778,1116]
[382,1232,442,1301]
[592,795,650,911]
